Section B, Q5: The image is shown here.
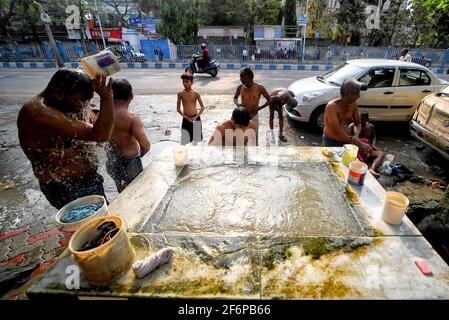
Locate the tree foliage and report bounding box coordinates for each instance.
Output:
[412,0,449,48]
[253,0,283,25]
[133,0,160,17]
[284,0,297,37]
[156,0,198,44]
[334,0,366,45]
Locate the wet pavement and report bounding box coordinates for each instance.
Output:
[0,69,448,299]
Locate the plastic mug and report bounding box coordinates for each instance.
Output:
[173,145,188,166]
[342,144,359,166]
[80,50,121,79]
[381,191,409,225]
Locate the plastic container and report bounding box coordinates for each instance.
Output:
[342,144,359,166]
[56,195,108,233]
[381,191,409,225]
[173,145,189,166]
[69,215,135,286]
[347,161,368,186]
[80,50,121,79]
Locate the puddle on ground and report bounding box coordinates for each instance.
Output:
[143,162,366,237]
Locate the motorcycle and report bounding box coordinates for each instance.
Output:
[185,53,220,77]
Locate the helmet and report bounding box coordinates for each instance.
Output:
[200,43,207,49]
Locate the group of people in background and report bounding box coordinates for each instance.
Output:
[177,66,297,147]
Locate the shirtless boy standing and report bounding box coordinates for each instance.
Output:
[233,67,270,140]
[177,73,205,145]
[106,79,150,193]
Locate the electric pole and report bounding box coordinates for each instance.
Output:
[34,1,64,67]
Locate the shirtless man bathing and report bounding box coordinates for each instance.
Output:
[233,67,270,144]
[208,106,257,147]
[323,78,371,155]
[17,69,114,209]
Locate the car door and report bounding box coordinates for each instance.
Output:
[390,68,434,121]
[357,67,396,121]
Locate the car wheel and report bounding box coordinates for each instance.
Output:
[208,68,218,77]
[309,106,326,131]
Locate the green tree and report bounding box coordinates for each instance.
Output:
[307,0,333,39]
[157,0,198,44]
[334,0,366,45]
[101,0,131,25]
[253,0,283,25]
[284,0,297,38]
[134,0,160,17]
[412,0,449,48]
[0,0,19,39]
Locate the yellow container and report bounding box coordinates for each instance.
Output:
[342,144,359,166]
[69,215,135,286]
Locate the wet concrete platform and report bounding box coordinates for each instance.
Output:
[27,147,449,299]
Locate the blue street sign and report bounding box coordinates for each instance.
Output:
[128,17,161,25]
[298,14,307,26]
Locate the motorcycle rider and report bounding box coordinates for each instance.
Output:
[195,43,211,71]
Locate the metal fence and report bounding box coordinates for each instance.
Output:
[1,42,449,68]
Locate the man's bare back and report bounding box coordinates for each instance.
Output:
[18,96,100,183]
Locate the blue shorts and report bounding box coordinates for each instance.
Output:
[106,152,143,193]
[39,173,107,209]
[322,134,345,147]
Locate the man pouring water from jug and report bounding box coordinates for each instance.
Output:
[322,78,372,155]
[17,69,114,209]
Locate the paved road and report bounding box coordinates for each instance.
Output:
[1,68,448,98]
[0,68,324,99]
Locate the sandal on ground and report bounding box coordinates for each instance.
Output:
[279,135,288,142]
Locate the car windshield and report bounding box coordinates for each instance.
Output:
[318,62,365,86]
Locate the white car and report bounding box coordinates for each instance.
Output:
[286,59,448,129]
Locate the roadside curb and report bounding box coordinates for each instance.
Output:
[0,61,447,75]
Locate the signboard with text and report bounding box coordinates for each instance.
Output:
[90,29,122,40]
[128,17,161,25]
[298,14,307,26]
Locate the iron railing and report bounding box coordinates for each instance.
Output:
[1,42,448,68]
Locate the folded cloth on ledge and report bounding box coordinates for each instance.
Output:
[132,247,175,278]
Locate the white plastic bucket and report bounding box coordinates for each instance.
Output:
[381,192,410,225]
[173,145,188,166]
[56,195,108,233]
[347,161,368,186]
[69,215,135,286]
